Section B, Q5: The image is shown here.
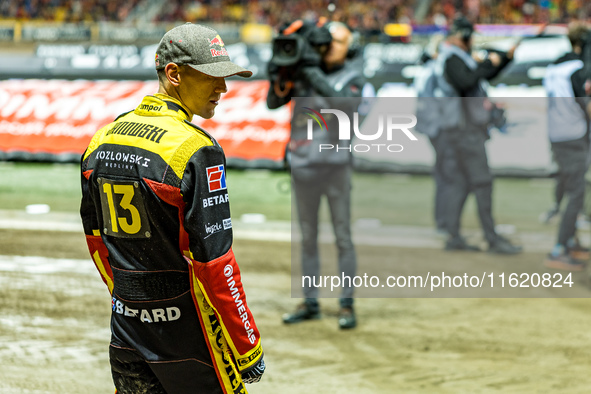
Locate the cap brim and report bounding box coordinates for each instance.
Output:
[188,61,253,78]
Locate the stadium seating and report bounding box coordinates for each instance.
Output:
[1,0,588,28]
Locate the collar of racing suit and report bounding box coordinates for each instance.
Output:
[134,93,193,121]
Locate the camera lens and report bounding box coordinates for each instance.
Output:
[283,42,294,55]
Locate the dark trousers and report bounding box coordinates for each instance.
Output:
[552,144,587,246]
[554,174,566,208]
[110,345,223,394]
[430,134,449,232]
[441,130,498,244]
[292,165,357,306]
[585,164,591,217]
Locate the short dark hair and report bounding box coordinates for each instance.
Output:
[568,22,589,50]
[156,64,188,85]
[157,68,167,85]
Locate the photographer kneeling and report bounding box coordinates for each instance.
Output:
[267,20,365,329]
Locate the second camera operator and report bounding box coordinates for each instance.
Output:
[437,16,522,254]
[267,20,365,329]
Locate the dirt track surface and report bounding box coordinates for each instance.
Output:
[2,229,591,393]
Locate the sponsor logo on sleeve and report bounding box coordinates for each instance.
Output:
[203,193,229,208]
[205,308,246,393]
[206,164,227,193]
[225,272,257,345]
[224,264,233,277]
[223,218,232,230]
[204,222,223,239]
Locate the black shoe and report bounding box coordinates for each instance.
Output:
[338,307,357,329]
[282,303,321,324]
[488,236,522,255]
[445,237,480,251]
[566,237,590,260]
[544,253,586,271]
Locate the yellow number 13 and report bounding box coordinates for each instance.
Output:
[102,183,142,234]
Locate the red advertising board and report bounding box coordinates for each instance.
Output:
[0,79,290,167]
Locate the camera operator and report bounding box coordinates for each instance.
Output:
[414,36,448,235]
[267,20,365,329]
[436,16,522,254]
[267,20,365,108]
[543,22,591,271]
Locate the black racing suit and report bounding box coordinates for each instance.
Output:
[80,93,263,394]
[268,62,364,307]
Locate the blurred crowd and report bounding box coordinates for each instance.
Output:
[0,0,142,22]
[1,0,590,29]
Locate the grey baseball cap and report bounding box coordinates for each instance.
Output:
[155,23,252,78]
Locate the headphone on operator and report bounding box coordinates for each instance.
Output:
[325,21,362,59]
